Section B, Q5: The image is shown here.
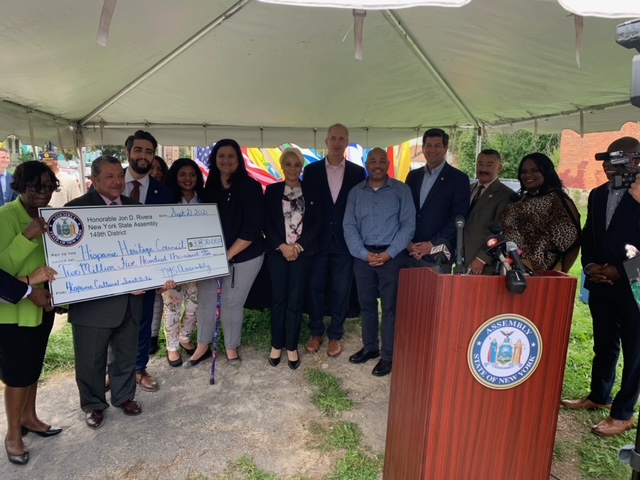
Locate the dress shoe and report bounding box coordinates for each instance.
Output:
[179,341,197,356]
[327,339,342,358]
[372,359,392,377]
[136,370,159,392]
[591,416,634,437]
[117,399,142,416]
[288,350,300,370]
[306,336,323,353]
[21,425,62,437]
[349,348,380,364]
[85,410,104,429]
[5,441,28,466]
[183,348,212,368]
[561,396,612,410]
[149,336,159,355]
[167,351,183,367]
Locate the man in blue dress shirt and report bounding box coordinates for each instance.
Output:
[343,148,415,377]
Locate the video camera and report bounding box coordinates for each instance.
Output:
[595,150,640,189]
[616,19,640,108]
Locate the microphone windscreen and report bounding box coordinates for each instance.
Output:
[455,215,465,228]
[489,222,502,235]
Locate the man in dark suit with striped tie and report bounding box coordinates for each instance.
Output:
[66,155,144,429]
[464,150,513,274]
[123,131,173,393]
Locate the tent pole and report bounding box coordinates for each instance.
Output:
[382,10,478,128]
[78,0,251,126]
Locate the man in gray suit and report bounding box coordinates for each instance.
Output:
[66,156,144,429]
[464,149,513,274]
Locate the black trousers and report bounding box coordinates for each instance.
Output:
[588,283,640,421]
[268,254,313,351]
[306,237,354,340]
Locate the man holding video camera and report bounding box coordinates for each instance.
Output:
[562,136,640,437]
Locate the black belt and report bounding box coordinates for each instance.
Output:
[364,244,389,253]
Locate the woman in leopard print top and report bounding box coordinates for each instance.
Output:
[500,153,581,272]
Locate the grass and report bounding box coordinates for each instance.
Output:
[304,368,355,417]
[41,322,74,379]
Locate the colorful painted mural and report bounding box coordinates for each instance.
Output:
[194,141,415,189]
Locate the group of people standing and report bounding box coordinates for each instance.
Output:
[2,124,640,468]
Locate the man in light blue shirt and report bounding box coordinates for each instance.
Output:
[343,148,415,377]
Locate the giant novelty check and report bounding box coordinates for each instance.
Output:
[40,204,229,305]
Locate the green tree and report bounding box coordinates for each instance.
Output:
[451,130,560,180]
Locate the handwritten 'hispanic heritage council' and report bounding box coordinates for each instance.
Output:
[41,204,229,305]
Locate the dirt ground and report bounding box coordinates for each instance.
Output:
[0,325,582,480]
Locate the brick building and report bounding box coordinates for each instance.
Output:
[559,122,640,191]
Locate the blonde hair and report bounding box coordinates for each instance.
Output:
[279,147,305,168]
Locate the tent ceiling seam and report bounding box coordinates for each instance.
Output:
[78,0,252,126]
[381,9,479,128]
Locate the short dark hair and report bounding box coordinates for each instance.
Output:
[166,158,205,202]
[125,130,158,152]
[517,152,563,194]
[422,128,449,147]
[479,149,501,161]
[91,155,122,177]
[205,139,249,187]
[11,161,59,194]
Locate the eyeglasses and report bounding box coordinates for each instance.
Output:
[26,183,58,193]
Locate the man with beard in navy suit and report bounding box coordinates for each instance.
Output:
[123,131,173,393]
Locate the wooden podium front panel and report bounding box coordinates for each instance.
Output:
[384,269,577,480]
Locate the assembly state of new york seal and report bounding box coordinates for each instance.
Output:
[47,211,84,246]
[467,314,542,390]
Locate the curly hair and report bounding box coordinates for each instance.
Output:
[11,161,59,194]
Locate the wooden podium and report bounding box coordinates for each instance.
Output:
[384,269,577,480]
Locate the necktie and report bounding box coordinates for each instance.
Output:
[110,201,117,205]
[469,185,484,211]
[130,180,141,202]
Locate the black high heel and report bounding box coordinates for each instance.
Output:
[268,356,281,367]
[288,350,300,370]
[21,425,62,437]
[5,441,29,466]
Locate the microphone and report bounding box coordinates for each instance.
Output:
[506,241,527,274]
[483,234,511,274]
[430,239,451,273]
[506,269,527,294]
[453,215,465,275]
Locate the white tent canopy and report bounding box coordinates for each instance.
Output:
[0,0,638,148]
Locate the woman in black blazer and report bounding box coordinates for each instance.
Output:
[264,148,322,369]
